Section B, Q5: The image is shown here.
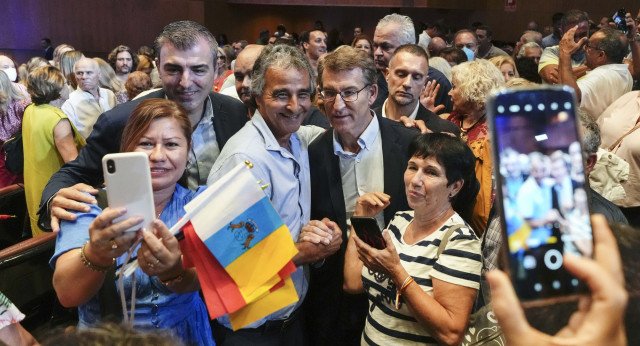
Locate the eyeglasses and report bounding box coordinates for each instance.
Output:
[320,84,370,103]
[584,41,604,52]
[218,56,227,61]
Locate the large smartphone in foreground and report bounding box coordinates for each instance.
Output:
[351,216,386,250]
[102,152,155,232]
[487,86,594,302]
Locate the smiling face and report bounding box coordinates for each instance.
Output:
[404,155,460,212]
[304,31,327,60]
[134,117,189,194]
[322,68,377,142]
[158,37,217,119]
[387,51,428,107]
[255,66,311,146]
[115,51,133,75]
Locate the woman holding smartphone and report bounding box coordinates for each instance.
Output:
[50,99,214,345]
[342,133,482,345]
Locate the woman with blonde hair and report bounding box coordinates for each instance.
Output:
[58,50,84,90]
[23,65,85,236]
[93,57,127,104]
[489,55,519,83]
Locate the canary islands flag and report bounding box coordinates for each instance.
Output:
[178,162,299,330]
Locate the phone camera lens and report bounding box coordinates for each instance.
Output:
[107,159,116,174]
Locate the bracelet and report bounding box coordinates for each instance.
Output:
[80,241,114,272]
[395,275,415,309]
[160,270,186,286]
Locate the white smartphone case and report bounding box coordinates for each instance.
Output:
[102,152,155,232]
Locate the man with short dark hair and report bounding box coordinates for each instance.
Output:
[40,21,248,231]
[454,29,479,60]
[539,9,590,84]
[41,38,53,60]
[476,25,509,59]
[418,22,442,49]
[559,27,632,117]
[107,45,139,85]
[542,12,564,48]
[374,44,459,134]
[371,14,452,113]
[301,29,327,75]
[306,45,419,346]
[207,44,338,344]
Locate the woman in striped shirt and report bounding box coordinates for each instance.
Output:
[344,133,482,345]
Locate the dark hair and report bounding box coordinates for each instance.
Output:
[154,21,218,66]
[42,38,52,45]
[407,133,479,223]
[561,9,589,30]
[392,44,429,64]
[552,12,564,26]
[407,133,479,221]
[27,65,64,105]
[439,47,468,65]
[120,99,192,153]
[107,45,139,71]
[476,25,493,37]
[515,57,542,83]
[594,27,627,64]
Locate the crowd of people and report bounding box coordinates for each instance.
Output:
[0,7,638,346]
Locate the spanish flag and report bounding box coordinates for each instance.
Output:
[178,162,299,330]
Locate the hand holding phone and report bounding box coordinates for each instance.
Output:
[351,217,386,250]
[488,86,594,301]
[102,152,155,232]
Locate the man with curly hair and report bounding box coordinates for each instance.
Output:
[107,45,139,85]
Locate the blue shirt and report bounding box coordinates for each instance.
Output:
[207,112,323,328]
[50,184,214,346]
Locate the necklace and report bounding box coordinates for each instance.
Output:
[460,114,486,142]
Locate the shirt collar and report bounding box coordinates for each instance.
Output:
[252,110,301,154]
[381,98,419,120]
[333,112,379,157]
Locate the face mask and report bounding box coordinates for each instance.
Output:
[462,47,475,61]
[1,67,17,82]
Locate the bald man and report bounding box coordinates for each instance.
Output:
[61,58,116,138]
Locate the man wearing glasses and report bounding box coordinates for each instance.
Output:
[558,24,634,117]
[304,46,419,346]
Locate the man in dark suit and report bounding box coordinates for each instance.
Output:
[304,46,419,346]
[373,44,460,136]
[38,21,248,231]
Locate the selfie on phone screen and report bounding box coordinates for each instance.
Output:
[490,87,593,300]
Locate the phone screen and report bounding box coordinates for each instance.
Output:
[489,86,593,301]
[351,217,386,250]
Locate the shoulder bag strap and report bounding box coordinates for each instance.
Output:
[436,224,466,258]
[608,121,640,152]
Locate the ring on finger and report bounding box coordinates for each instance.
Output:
[154,258,160,265]
[148,262,154,269]
[110,240,118,250]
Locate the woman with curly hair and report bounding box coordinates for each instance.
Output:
[442,59,504,143]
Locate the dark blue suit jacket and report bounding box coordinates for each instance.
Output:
[305,116,418,345]
[38,90,247,229]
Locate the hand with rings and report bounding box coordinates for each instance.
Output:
[84,207,142,268]
[138,219,184,281]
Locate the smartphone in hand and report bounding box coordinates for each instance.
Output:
[351,216,386,250]
[102,152,155,232]
[487,85,594,302]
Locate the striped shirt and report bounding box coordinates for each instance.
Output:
[361,211,482,345]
